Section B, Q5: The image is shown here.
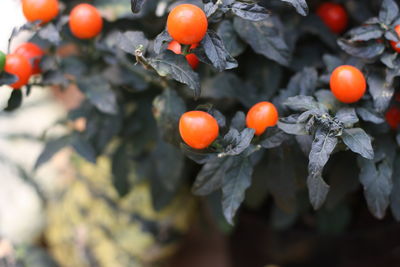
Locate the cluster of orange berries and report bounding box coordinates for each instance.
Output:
[1,0,103,89]
[165,4,209,69]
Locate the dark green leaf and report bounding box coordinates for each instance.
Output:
[112,144,131,197]
[222,156,253,224]
[61,57,87,78]
[346,25,383,42]
[199,30,238,71]
[71,134,97,163]
[338,39,385,59]
[117,31,149,55]
[358,157,393,219]
[148,51,201,98]
[219,128,255,157]
[103,64,148,90]
[38,23,61,44]
[153,139,184,191]
[77,76,118,115]
[300,15,337,50]
[356,107,385,124]
[323,54,343,73]
[278,116,308,135]
[204,2,219,17]
[180,143,217,164]
[342,128,374,159]
[230,111,246,131]
[0,72,18,86]
[230,2,269,21]
[131,0,145,13]
[280,0,308,16]
[276,67,318,104]
[233,17,291,66]
[307,128,337,209]
[335,108,359,126]
[153,89,186,144]
[259,127,289,149]
[202,72,254,107]
[379,0,399,25]
[193,156,234,195]
[34,136,71,170]
[153,30,172,54]
[380,52,398,69]
[4,89,23,112]
[384,28,400,42]
[307,174,330,210]
[367,69,394,112]
[217,20,246,57]
[283,95,318,111]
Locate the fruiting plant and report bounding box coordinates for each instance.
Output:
[1,1,400,263]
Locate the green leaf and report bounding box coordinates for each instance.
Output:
[219,128,255,157]
[111,144,131,197]
[230,2,270,21]
[356,107,385,124]
[222,156,253,224]
[192,156,234,196]
[358,157,393,219]
[278,116,308,135]
[347,25,383,42]
[4,89,23,112]
[71,134,97,163]
[342,128,374,160]
[202,72,254,107]
[335,108,359,126]
[180,143,217,164]
[259,127,289,149]
[283,95,319,111]
[280,0,308,16]
[117,31,149,55]
[148,51,201,98]
[153,30,172,54]
[379,0,399,25]
[367,69,395,112]
[217,20,246,57]
[153,89,186,144]
[233,17,291,66]
[307,128,338,209]
[152,139,184,192]
[230,111,246,131]
[198,30,238,71]
[38,23,61,44]
[131,0,146,13]
[338,39,385,59]
[307,174,330,210]
[34,135,71,170]
[0,72,18,86]
[77,76,118,115]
